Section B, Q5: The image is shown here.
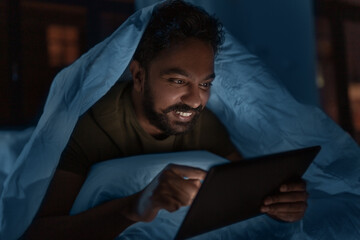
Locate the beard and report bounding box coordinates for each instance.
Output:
[142,80,203,136]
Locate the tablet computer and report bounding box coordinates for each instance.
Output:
[175,145,321,240]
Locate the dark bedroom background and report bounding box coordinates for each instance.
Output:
[0,0,359,144]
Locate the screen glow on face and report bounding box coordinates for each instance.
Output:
[141,38,215,136]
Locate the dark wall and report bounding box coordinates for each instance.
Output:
[0,0,134,128]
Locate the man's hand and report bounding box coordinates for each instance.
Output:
[260,180,308,222]
[128,164,207,222]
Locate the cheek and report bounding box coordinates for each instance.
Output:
[151,86,182,109]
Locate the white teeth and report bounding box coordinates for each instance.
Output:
[176,111,192,117]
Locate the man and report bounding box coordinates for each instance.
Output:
[23,1,308,239]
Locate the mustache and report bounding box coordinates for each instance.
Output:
[162,104,203,114]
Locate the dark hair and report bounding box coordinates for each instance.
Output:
[133,0,224,69]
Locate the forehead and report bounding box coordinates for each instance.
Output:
[148,38,215,78]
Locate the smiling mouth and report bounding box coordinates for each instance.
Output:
[175,111,193,117]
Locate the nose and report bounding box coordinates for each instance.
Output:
[180,85,202,109]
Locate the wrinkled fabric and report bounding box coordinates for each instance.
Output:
[0,127,34,195]
[0,2,359,240]
[69,151,360,240]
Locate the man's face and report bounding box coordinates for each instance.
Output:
[141,38,215,136]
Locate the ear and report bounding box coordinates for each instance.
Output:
[130,60,146,93]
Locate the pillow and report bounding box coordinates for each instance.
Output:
[70,151,228,214]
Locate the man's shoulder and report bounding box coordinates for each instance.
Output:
[91,81,132,117]
[59,82,131,174]
[72,80,132,143]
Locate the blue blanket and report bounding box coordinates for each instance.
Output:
[0,3,359,240]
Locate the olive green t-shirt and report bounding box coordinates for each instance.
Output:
[57,81,237,176]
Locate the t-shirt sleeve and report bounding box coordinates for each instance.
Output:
[57,113,94,176]
[57,111,117,176]
[198,109,239,158]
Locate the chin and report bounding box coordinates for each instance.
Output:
[169,123,194,135]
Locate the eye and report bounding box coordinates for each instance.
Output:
[199,82,213,89]
[171,79,185,85]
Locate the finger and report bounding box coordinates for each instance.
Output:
[183,179,202,202]
[153,180,198,210]
[160,168,202,194]
[261,202,307,214]
[264,192,308,205]
[156,175,201,206]
[279,180,306,192]
[267,212,305,222]
[166,164,207,180]
[167,177,202,204]
[153,192,183,212]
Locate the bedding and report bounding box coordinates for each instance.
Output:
[0,2,359,240]
[71,151,360,240]
[0,127,34,195]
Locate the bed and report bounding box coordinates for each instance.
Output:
[0,2,359,240]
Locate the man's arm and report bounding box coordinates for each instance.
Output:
[22,170,136,240]
[22,164,206,240]
[225,150,308,223]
